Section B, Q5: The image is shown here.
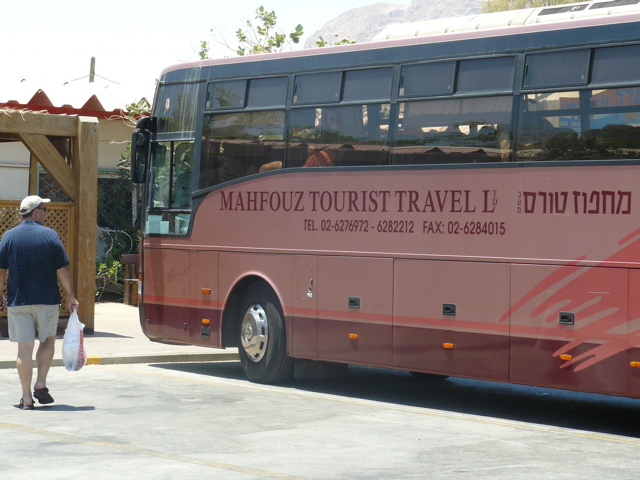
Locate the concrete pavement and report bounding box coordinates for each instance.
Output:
[0,301,238,369]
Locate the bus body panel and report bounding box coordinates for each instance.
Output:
[143,245,222,346]
[510,264,628,396]
[192,250,220,345]
[392,260,510,381]
[628,269,640,397]
[189,166,640,267]
[143,246,193,345]
[291,256,318,359]
[315,256,393,366]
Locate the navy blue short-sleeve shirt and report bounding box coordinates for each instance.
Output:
[0,220,70,306]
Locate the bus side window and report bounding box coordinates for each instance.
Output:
[513,90,632,161]
[516,88,640,161]
[171,143,193,208]
[287,105,391,167]
[200,111,286,187]
[392,96,512,165]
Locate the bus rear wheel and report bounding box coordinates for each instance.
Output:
[238,281,293,384]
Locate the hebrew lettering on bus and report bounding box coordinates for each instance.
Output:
[518,190,631,214]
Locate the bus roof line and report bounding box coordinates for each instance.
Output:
[160,11,640,77]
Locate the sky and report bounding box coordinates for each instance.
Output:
[2,0,410,105]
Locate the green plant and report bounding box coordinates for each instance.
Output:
[235,7,304,55]
[204,6,304,58]
[95,257,123,300]
[315,36,356,47]
[199,41,210,59]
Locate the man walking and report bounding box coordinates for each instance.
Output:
[0,195,79,410]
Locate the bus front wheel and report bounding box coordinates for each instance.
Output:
[238,281,293,384]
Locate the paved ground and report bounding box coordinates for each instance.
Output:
[0,301,238,369]
[2,302,639,479]
[1,361,639,480]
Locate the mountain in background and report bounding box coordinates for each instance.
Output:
[305,0,484,47]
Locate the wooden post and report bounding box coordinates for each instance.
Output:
[73,117,99,333]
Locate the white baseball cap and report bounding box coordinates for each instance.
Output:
[19,195,51,215]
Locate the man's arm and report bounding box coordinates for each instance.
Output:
[56,266,79,312]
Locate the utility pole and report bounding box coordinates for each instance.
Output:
[89,57,95,83]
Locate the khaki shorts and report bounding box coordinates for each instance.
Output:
[8,305,59,343]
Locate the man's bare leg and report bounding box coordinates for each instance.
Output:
[34,336,55,392]
[16,341,35,406]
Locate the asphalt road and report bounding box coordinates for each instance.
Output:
[1,361,639,480]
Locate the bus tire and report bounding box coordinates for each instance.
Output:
[238,281,293,384]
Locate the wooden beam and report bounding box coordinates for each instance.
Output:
[28,156,38,194]
[18,132,77,199]
[0,110,77,136]
[73,117,99,332]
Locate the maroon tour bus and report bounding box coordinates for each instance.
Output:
[131,1,640,399]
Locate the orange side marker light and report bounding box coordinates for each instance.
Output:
[443,343,454,349]
[349,333,359,339]
[201,288,211,295]
[560,354,572,361]
[631,362,640,368]
[202,319,210,325]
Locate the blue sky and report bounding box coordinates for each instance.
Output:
[2,0,409,102]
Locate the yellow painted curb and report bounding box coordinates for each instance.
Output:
[86,356,103,365]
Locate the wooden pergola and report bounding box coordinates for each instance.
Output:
[0,110,98,332]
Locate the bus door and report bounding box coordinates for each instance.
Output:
[510,265,628,396]
[393,260,510,381]
[316,256,393,366]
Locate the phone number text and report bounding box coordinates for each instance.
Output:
[303,219,506,236]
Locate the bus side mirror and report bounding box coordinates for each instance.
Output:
[131,129,150,184]
[131,116,156,184]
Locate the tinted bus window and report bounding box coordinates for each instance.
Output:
[592,44,640,84]
[343,68,393,101]
[457,57,515,93]
[393,96,513,164]
[156,83,199,133]
[247,77,288,107]
[523,49,590,89]
[199,111,285,188]
[207,80,246,109]
[293,72,342,104]
[516,89,640,161]
[400,61,455,97]
[288,104,390,167]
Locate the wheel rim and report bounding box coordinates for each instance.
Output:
[240,304,269,362]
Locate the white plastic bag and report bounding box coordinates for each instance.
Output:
[62,310,87,371]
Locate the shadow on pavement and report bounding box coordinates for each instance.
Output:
[13,404,96,412]
[87,331,133,339]
[153,362,640,439]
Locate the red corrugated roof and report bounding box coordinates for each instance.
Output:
[0,80,150,119]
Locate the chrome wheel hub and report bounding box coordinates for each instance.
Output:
[241,304,269,362]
